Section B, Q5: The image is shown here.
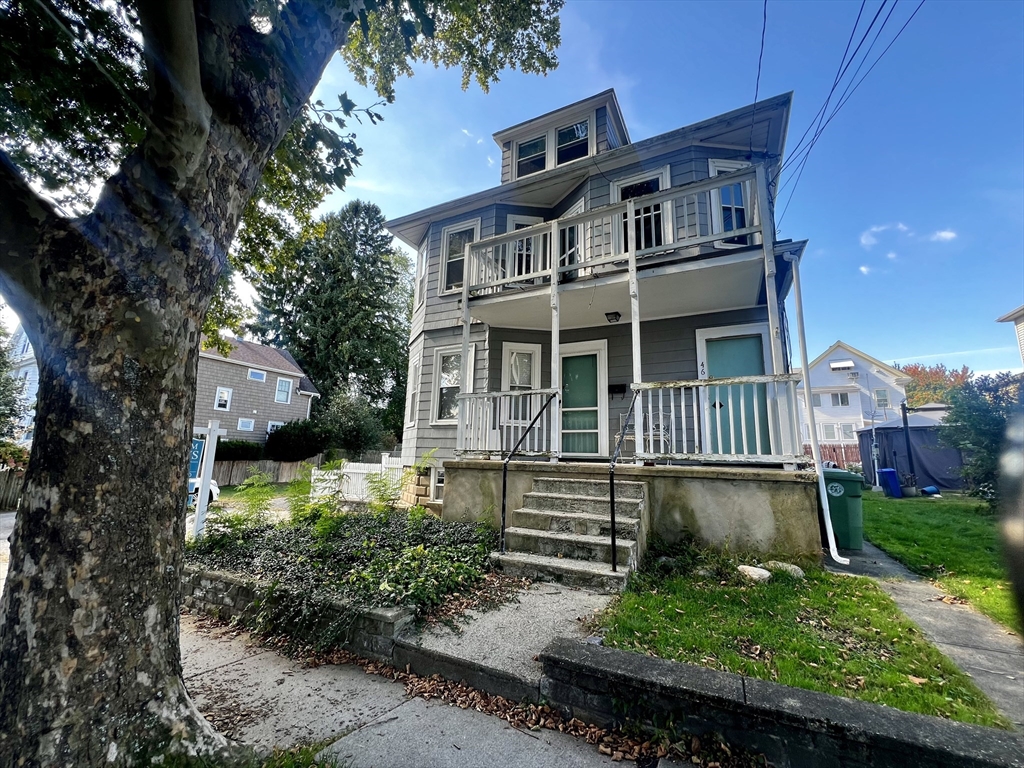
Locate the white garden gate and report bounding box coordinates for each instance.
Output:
[311,454,404,502]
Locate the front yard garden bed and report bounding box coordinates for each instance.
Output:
[184,505,502,652]
[863,491,1020,634]
[596,540,1010,729]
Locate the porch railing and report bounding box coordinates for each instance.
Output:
[456,389,560,457]
[632,374,804,462]
[467,166,764,297]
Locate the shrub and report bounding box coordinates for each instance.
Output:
[265,419,329,462]
[316,388,386,455]
[0,440,29,471]
[215,439,264,462]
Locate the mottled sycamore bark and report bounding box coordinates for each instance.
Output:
[0,1,360,764]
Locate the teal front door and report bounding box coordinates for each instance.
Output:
[561,353,600,455]
[704,333,771,454]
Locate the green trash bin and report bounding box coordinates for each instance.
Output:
[822,468,864,550]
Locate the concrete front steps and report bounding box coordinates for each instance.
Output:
[490,476,648,593]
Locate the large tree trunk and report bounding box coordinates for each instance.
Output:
[0,194,238,764]
[0,4,356,762]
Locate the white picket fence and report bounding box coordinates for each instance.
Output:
[311,455,404,502]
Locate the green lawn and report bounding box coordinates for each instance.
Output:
[862,492,1021,634]
[599,544,1009,728]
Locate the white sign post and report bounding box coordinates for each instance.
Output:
[192,419,226,538]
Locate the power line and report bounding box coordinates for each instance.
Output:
[776,0,926,226]
[748,0,768,157]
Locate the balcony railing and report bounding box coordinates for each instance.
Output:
[631,374,804,462]
[466,166,764,297]
[456,389,560,457]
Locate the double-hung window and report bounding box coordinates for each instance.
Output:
[709,159,752,247]
[811,393,822,408]
[839,423,856,441]
[432,346,474,424]
[516,135,546,178]
[875,389,890,409]
[831,392,850,407]
[556,120,589,165]
[502,343,542,423]
[406,359,421,427]
[821,423,838,441]
[612,166,671,254]
[214,387,232,411]
[439,220,480,294]
[275,377,293,404]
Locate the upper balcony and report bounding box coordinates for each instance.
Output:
[461,166,772,326]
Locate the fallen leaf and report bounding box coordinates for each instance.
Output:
[908,675,928,685]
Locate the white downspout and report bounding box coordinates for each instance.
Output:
[784,251,849,565]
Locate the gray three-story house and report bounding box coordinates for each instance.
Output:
[387,90,834,588]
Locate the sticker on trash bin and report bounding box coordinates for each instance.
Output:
[827,482,845,497]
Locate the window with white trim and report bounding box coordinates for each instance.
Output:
[237,418,255,432]
[431,467,445,502]
[214,387,232,411]
[611,165,671,253]
[511,115,594,180]
[516,135,546,178]
[501,343,542,391]
[821,423,838,441]
[831,392,850,407]
[875,389,890,409]
[556,119,589,165]
[267,421,284,433]
[439,220,480,294]
[709,159,752,247]
[275,377,293,404]
[247,369,266,382]
[801,423,810,441]
[811,393,822,408]
[431,345,474,424]
[406,359,420,427]
[840,423,856,441]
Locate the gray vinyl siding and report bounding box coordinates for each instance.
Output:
[500,140,512,184]
[194,358,311,442]
[595,106,609,153]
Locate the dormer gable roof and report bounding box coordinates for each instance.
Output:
[491,88,630,148]
[807,341,909,381]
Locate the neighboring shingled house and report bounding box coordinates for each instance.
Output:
[195,337,320,442]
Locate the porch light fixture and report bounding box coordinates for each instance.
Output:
[605,311,621,324]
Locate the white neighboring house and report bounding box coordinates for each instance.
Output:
[8,324,39,445]
[796,341,910,466]
[996,305,1024,367]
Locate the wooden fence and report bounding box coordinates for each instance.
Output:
[802,443,862,470]
[211,455,324,487]
[0,470,25,510]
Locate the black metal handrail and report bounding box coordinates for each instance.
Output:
[499,391,559,554]
[608,390,640,572]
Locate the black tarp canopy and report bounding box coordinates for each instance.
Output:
[856,407,964,490]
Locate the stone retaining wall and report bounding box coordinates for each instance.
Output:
[181,566,414,661]
[540,637,1024,768]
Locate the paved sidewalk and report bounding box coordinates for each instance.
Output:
[829,541,1024,728]
[182,614,616,767]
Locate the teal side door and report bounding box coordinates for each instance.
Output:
[704,334,770,454]
[561,353,600,455]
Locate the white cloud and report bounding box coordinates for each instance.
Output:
[476,138,484,145]
[860,223,913,249]
[461,128,472,138]
[887,251,897,260]
[487,156,495,167]
[930,229,957,242]
[859,266,871,275]
[896,223,909,232]
[859,229,880,248]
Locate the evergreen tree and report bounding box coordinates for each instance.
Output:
[252,201,411,437]
[0,327,25,440]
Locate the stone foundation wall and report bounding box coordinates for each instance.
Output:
[442,460,822,557]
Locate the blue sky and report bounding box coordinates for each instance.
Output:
[4,1,1022,374]
[313,0,1024,374]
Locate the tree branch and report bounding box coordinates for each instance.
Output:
[0,151,56,319]
[138,0,212,189]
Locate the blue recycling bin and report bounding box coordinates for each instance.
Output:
[877,468,902,498]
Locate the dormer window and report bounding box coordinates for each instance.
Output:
[516,136,546,178]
[556,120,589,165]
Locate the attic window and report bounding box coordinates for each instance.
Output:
[516,136,546,178]
[829,360,855,371]
[556,119,589,165]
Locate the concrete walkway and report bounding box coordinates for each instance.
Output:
[182,614,616,767]
[829,541,1024,728]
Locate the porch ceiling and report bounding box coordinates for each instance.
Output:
[469,252,766,330]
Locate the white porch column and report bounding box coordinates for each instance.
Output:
[784,251,849,566]
[549,220,561,461]
[457,242,472,456]
[626,199,644,463]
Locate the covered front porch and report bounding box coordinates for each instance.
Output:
[454,164,814,468]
